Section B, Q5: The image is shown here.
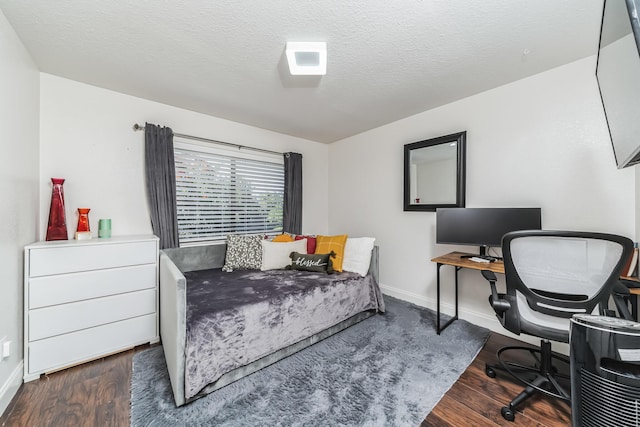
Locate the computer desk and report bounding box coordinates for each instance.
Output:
[432,251,504,335]
[432,251,640,335]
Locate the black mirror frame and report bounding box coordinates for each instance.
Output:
[403,131,466,212]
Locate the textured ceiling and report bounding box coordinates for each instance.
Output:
[0,0,603,143]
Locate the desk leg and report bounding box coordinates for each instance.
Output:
[455,266,459,320]
[436,263,441,334]
[437,264,460,335]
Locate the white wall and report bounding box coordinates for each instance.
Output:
[328,56,635,336]
[0,10,39,415]
[39,74,329,240]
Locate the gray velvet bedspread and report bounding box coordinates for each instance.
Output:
[183,268,385,400]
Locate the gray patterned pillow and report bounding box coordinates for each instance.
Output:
[222,234,263,272]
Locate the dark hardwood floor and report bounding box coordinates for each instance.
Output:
[423,333,571,426]
[1,332,570,427]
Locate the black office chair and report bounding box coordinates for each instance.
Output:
[481,230,633,422]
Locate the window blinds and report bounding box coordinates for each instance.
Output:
[174,146,284,244]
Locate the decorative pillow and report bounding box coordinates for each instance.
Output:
[342,237,376,276]
[287,251,334,274]
[295,235,317,254]
[315,234,348,272]
[272,234,294,243]
[222,234,263,272]
[261,239,307,270]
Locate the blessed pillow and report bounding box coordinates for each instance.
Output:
[222,234,263,272]
[315,234,348,272]
[261,239,307,270]
[287,251,334,274]
[272,234,294,242]
[342,237,376,276]
[295,235,317,254]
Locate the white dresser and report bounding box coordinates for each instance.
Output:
[23,235,159,381]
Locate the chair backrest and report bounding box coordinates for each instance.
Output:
[501,230,633,341]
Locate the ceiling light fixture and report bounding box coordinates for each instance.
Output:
[286,42,327,75]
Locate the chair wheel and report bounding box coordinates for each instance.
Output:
[501,406,515,421]
[485,366,496,378]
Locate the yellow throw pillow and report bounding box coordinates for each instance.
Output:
[315,234,348,272]
[272,234,294,242]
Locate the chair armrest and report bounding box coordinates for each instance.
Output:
[480,269,511,314]
[611,280,634,320]
[481,270,497,283]
[620,277,640,289]
[614,280,631,296]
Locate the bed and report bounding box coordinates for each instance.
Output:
[159,243,384,406]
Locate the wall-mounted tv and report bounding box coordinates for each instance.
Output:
[436,208,542,256]
[596,0,640,168]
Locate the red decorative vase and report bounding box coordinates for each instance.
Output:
[45,178,68,241]
[76,208,91,233]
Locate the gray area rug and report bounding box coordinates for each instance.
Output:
[130,296,489,426]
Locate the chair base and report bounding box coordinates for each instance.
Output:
[485,339,571,422]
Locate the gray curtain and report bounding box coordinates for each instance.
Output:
[283,152,303,234]
[144,123,179,249]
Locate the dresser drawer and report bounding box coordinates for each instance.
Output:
[29,289,156,341]
[29,264,156,309]
[29,240,157,277]
[28,314,156,374]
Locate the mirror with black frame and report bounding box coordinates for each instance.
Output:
[403,131,466,212]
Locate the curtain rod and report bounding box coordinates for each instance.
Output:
[132,123,284,156]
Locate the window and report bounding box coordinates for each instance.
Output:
[174,140,284,244]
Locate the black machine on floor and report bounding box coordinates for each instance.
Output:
[570,315,640,427]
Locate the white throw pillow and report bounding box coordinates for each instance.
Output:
[342,237,376,276]
[261,239,307,271]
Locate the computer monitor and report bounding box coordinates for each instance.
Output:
[436,207,542,256]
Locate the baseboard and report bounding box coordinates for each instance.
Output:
[379,283,557,351]
[0,360,23,417]
[379,283,499,328]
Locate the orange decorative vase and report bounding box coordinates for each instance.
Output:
[76,208,91,233]
[45,178,68,241]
